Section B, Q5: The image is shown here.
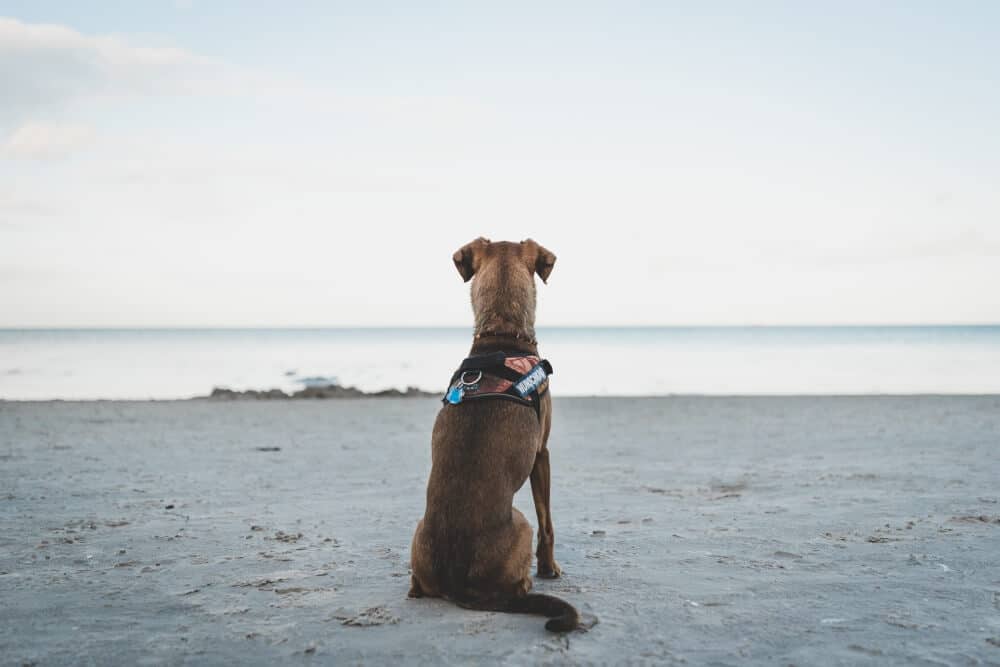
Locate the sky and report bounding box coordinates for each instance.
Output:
[1,1,998,327]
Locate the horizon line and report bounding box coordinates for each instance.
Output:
[2,323,1000,330]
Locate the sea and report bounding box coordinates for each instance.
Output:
[2,326,999,400]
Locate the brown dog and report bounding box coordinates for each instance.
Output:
[408,238,579,632]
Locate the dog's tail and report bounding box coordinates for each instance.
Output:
[455,592,580,632]
[505,593,580,632]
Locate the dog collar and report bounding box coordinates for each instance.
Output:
[473,330,538,346]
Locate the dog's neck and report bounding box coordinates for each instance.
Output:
[469,311,538,356]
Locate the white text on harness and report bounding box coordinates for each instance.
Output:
[514,365,547,398]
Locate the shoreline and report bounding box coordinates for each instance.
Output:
[4,391,1000,403]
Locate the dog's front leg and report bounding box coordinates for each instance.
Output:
[529,448,561,578]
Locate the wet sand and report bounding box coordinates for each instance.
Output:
[2,396,999,665]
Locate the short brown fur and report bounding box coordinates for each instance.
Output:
[409,238,578,632]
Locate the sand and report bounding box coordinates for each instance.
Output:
[2,396,999,665]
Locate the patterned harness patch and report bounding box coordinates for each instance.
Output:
[443,353,552,417]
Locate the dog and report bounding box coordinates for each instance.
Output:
[408,237,579,632]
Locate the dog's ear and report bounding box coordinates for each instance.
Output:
[523,238,556,284]
[452,237,489,282]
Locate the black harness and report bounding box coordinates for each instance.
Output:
[442,351,553,419]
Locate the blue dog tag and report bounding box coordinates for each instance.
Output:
[446,383,464,404]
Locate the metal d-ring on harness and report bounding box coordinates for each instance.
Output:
[459,370,483,387]
[443,351,553,419]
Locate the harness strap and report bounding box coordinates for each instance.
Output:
[443,352,553,419]
[455,354,553,382]
[458,352,507,371]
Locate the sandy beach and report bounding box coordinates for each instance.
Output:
[2,396,999,665]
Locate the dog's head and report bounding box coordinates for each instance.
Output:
[452,238,556,338]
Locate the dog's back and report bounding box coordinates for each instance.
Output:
[423,399,544,590]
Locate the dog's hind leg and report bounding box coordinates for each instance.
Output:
[408,575,424,598]
[466,507,535,598]
[409,519,440,598]
[529,448,561,578]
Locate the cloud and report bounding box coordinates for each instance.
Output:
[2,121,94,159]
[0,15,218,126]
[0,15,497,163]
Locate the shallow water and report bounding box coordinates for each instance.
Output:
[2,326,999,399]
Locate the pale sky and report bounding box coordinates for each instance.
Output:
[1,2,998,327]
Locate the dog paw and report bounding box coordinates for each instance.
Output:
[537,562,562,579]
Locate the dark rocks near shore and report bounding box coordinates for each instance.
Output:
[205,385,436,400]
[209,388,290,400]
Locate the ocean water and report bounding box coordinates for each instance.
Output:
[1,326,999,400]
